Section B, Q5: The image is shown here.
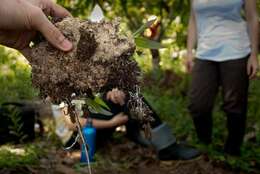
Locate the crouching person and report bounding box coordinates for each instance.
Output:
[55,88,200,161]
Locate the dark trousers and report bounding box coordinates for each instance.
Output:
[188,58,249,154]
[90,97,163,147]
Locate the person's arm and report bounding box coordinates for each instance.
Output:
[245,0,259,79]
[186,0,197,73]
[63,112,128,130]
[92,113,128,129]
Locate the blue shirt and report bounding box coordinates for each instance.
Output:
[193,0,251,61]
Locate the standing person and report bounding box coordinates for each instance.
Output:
[186,0,259,156]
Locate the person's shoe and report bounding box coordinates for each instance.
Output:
[158,143,201,161]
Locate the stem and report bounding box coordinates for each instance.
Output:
[73,110,92,174]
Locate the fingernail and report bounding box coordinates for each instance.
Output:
[61,39,73,51]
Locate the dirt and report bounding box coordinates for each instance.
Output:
[28,17,153,129]
[28,17,139,102]
[0,137,244,174]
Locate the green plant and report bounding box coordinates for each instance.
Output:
[0,144,43,168]
[0,46,38,104]
[142,65,260,173]
[8,108,28,143]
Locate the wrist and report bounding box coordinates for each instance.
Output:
[86,117,93,127]
[249,54,258,59]
[187,50,193,55]
[108,119,115,127]
[187,50,194,58]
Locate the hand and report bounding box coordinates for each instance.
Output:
[106,88,126,106]
[109,113,128,127]
[185,53,195,73]
[247,55,259,79]
[0,0,72,51]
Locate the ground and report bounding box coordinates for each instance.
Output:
[0,136,246,174]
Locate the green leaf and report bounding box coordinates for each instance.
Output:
[133,19,156,37]
[85,98,112,116]
[135,37,164,49]
[94,95,110,110]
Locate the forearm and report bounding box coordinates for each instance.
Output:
[64,116,115,130]
[248,17,259,57]
[92,119,114,129]
[245,0,259,58]
[187,10,197,57]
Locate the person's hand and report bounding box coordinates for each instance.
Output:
[247,55,259,79]
[0,0,73,51]
[106,88,126,106]
[109,113,128,127]
[185,53,195,73]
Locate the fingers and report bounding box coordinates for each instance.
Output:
[110,113,128,127]
[250,65,257,79]
[185,55,194,73]
[107,88,126,105]
[247,61,258,79]
[186,64,191,73]
[50,3,72,18]
[110,91,118,103]
[121,115,129,123]
[186,61,193,73]
[114,113,128,124]
[106,90,118,104]
[39,0,71,18]
[31,7,72,51]
[118,92,126,105]
[106,91,112,101]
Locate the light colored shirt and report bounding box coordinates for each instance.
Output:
[193,0,251,62]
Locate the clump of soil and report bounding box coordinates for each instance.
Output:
[28,17,153,130]
[29,17,139,102]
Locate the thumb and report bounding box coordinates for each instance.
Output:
[122,115,129,122]
[32,8,73,51]
[186,61,191,73]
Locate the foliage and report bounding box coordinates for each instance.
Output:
[7,108,28,143]
[85,96,112,116]
[142,65,260,173]
[0,144,43,168]
[0,46,38,104]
